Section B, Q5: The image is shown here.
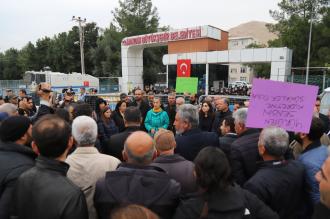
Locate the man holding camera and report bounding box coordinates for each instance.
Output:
[31,83,54,123]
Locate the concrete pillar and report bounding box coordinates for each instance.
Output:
[270,61,292,82]
[121,46,144,93]
[205,63,209,95]
[166,65,169,88]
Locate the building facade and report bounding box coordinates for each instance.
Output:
[121,26,292,94]
[228,36,258,83]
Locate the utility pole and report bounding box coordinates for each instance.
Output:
[72,16,86,74]
[306,10,313,85]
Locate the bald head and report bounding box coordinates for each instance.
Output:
[123,131,155,165]
[154,129,176,152]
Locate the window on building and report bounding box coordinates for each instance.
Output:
[240,77,247,82]
[240,67,246,73]
[230,68,237,73]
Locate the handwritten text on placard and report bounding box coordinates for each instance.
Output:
[246,79,318,133]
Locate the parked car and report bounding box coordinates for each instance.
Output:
[228,81,252,89]
[320,87,330,115]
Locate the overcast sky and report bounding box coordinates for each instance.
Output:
[0,0,280,52]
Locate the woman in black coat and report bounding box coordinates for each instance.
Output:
[198,101,214,132]
[112,100,127,132]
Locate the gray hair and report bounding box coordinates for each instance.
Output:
[0,103,17,116]
[233,108,248,125]
[176,97,185,103]
[259,126,289,157]
[177,104,199,128]
[124,143,155,164]
[72,116,97,146]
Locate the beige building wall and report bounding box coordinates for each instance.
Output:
[228,36,258,83]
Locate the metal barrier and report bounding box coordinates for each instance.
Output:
[0,80,27,96]
[198,95,250,105]
[84,94,187,111]
[84,93,249,112]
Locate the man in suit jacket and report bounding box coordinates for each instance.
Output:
[105,107,142,161]
[128,89,150,131]
[230,108,261,186]
[315,97,329,133]
[174,104,219,161]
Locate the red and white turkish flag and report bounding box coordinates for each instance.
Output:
[177,59,191,77]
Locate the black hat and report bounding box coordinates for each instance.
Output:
[66,88,75,94]
[0,116,31,142]
[120,93,127,100]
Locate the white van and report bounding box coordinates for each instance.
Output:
[320,87,330,115]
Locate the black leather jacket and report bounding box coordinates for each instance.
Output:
[0,141,36,219]
[12,156,88,219]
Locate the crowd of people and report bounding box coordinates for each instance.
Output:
[0,82,330,219]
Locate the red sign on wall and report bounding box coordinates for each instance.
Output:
[83,81,89,87]
[177,59,191,77]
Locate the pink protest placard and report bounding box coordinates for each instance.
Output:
[246,79,318,133]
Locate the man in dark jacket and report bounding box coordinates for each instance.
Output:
[296,117,328,210]
[164,92,176,133]
[105,107,142,161]
[212,97,232,135]
[0,116,36,219]
[315,97,329,133]
[174,104,219,161]
[128,88,150,130]
[244,126,305,218]
[151,129,197,194]
[314,156,330,219]
[12,115,88,219]
[230,108,261,186]
[219,116,237,157]
[94,131,181,219]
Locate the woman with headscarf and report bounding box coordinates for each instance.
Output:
[144,97,169,137]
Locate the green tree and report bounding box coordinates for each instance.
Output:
[112,0,159,36]
[92,23,123,77]
[83,22,100,74]
[112,0,166,85]
[268,0,330,67]
[0,52,5,79]
[2,48,22,79]
[35,37,52,70]
[18,42,38,72]
[313,7,330,67]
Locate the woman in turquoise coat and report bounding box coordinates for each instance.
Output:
[144,97,169,136]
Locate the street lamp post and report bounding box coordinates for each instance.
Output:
[72,16,86,75]
[306,9,313,85]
